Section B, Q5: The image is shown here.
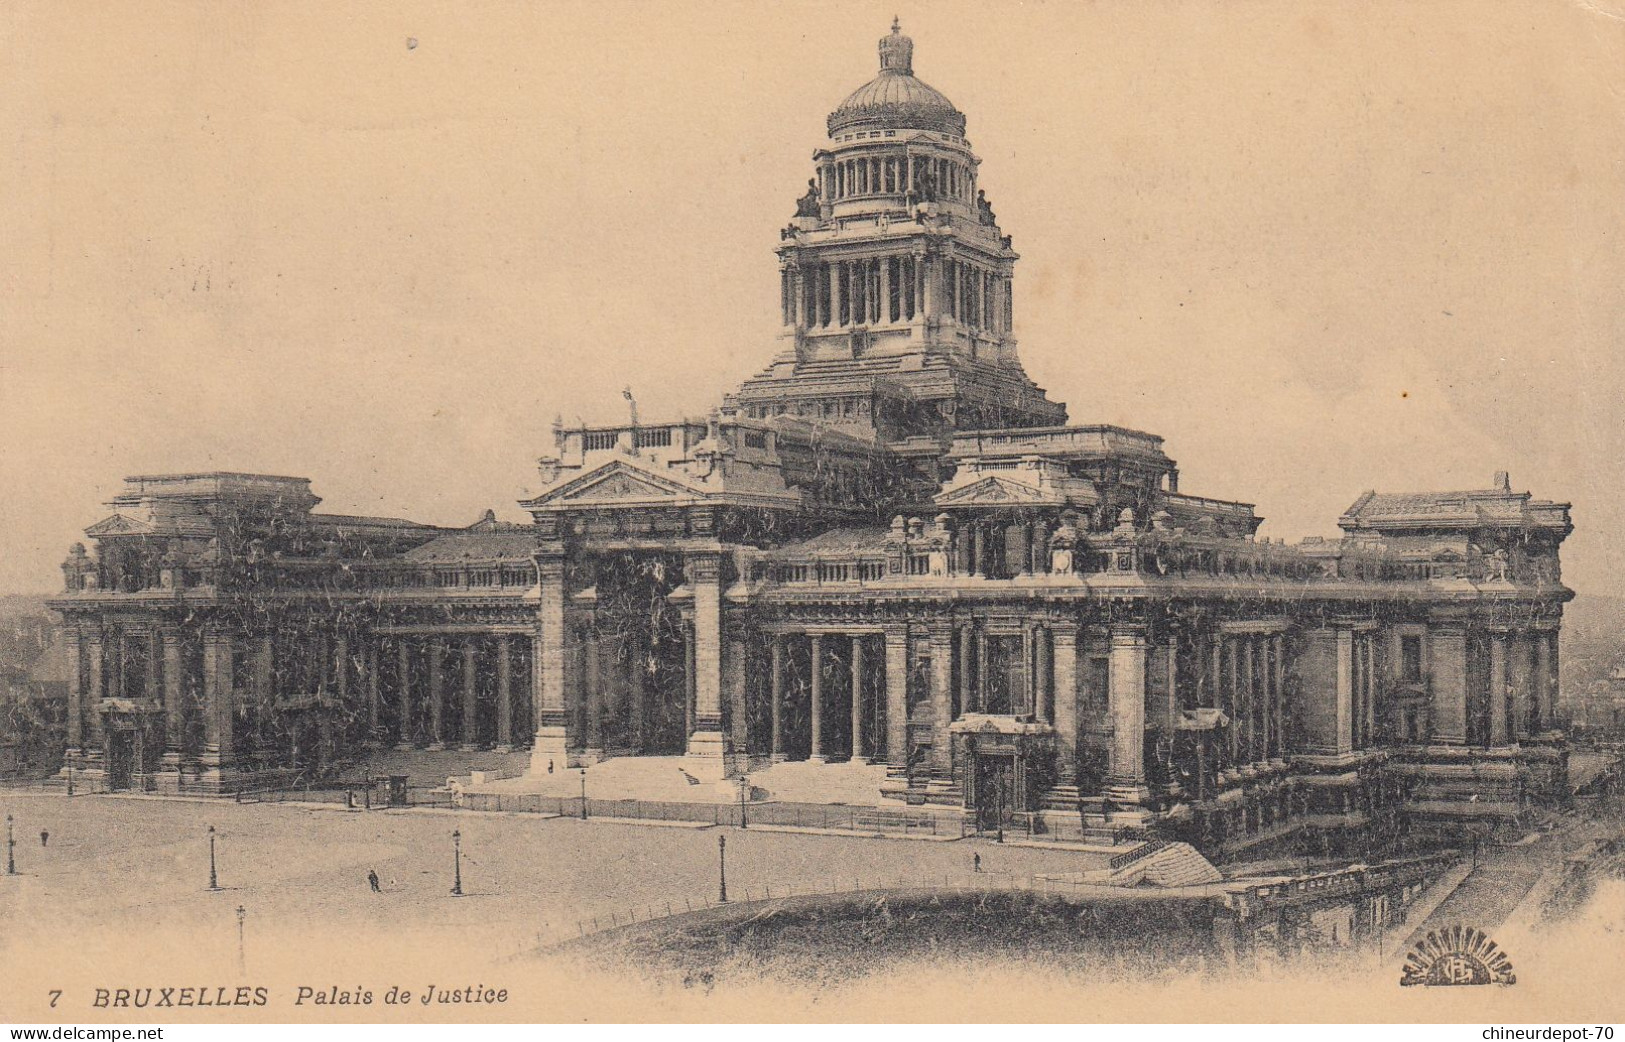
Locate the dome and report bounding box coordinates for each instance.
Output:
[827,21,966,138]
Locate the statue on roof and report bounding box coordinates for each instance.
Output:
[794,178,821,218]
[977,188,997,226]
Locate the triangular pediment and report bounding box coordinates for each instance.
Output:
[934,475,1060,508]
[85,514,153,537]
[532,460,708,509]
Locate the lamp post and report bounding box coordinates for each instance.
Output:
[235,905,246,974]
[207,825,220,890]
[451,829,463,896]
[738,773,749,829]
[5,815,14,875]
[579,768,588,820]
[718,833,727,903]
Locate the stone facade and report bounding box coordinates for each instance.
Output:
[48,24,1574,853]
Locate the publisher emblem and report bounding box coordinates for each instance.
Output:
[1400,925,1515,986]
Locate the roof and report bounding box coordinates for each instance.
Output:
[828,23,965,137]
[309,513,439,533]
[1340,483,1572,534]
[830,72,965,136]
[400,530,539,564]
[775,527,889,556]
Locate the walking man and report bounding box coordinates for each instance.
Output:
[973,852,982,874]
[367,868,381,893]
[39,830,48,848]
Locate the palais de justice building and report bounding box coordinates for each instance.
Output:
[48,24,1574,854]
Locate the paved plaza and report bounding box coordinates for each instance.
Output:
[0,789,1105,987]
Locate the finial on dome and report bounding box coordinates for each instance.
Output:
[879,18,913,75]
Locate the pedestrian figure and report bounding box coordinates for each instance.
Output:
[547,760,555,775]
[973,852,982,873]
[39,830,48,848]
[368,868,381,893]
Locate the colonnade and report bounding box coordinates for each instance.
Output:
[60,622,536,786]
[952,517,1053,578]
[819,152,974,204]
[1430,625,1560,747]
[782,254,1010,335]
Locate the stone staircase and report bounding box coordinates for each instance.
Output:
[750,759,902,807]
[882,764,964,806]
[1131,842,1224,887]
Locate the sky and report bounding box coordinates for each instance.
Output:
[2,0,1622,597]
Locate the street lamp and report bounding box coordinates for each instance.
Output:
[207,825,220,891]
[5,814,14,875]
[235,905,247,974]
[718,833,728,903]
[451,829,463,896]
[579,768,588,820]
[738,773,750,829]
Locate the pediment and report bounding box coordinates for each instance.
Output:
[85,514,153,537]
[535,460,705,508]
[934,475,1059,508]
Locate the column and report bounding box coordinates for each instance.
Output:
[461,639,480,751]
[145,630,160,703]
[770,635,786,761]
[161,632,184,758]
[884,627,909,766]
[684,551,727,778]
[971,525,985,578]
[242,635,265,757]
[201,632,235,776]
[1271,633,1286,762]
[1020,624,1035,714]
[879,254,892,323]
[628,630,646,751]
[1036,626,1052,722]
[976,627,989,712]
[84,631,103,755]
[930,626,955,774]
[1107,628,1149,802]
[1222,637,1238,764]
[335,635,350,710]
[726,628,749,760]
[1052,626,1078,778]
[1533,632,1553,733]
[957,623,974,720]
[809,634,826,762]
[63,628,83,763]
[1335,627,1354,755]
[1240,637,1255,763]
[1488,632,1509,747]
[850,634,867,764]
[530,555,570,770]
[427,638,446,750]
[1430,626,1469,745]
[495,636,514,752]
[584,623,604,760]
[916,251,931,322]
[683,622,696,740]
[366,639,381,743]
[397,639,414,749]
[1510,633,1533,741]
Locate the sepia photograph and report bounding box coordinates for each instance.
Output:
[2,0,1623,1030]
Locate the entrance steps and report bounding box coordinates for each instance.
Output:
[1114,841,1223,887]
[749,759,903,808]
[472,755,735,804]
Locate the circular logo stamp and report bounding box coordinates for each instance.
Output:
[1400,925,1516,986]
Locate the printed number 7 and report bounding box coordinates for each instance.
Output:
[49,990,61,1007]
